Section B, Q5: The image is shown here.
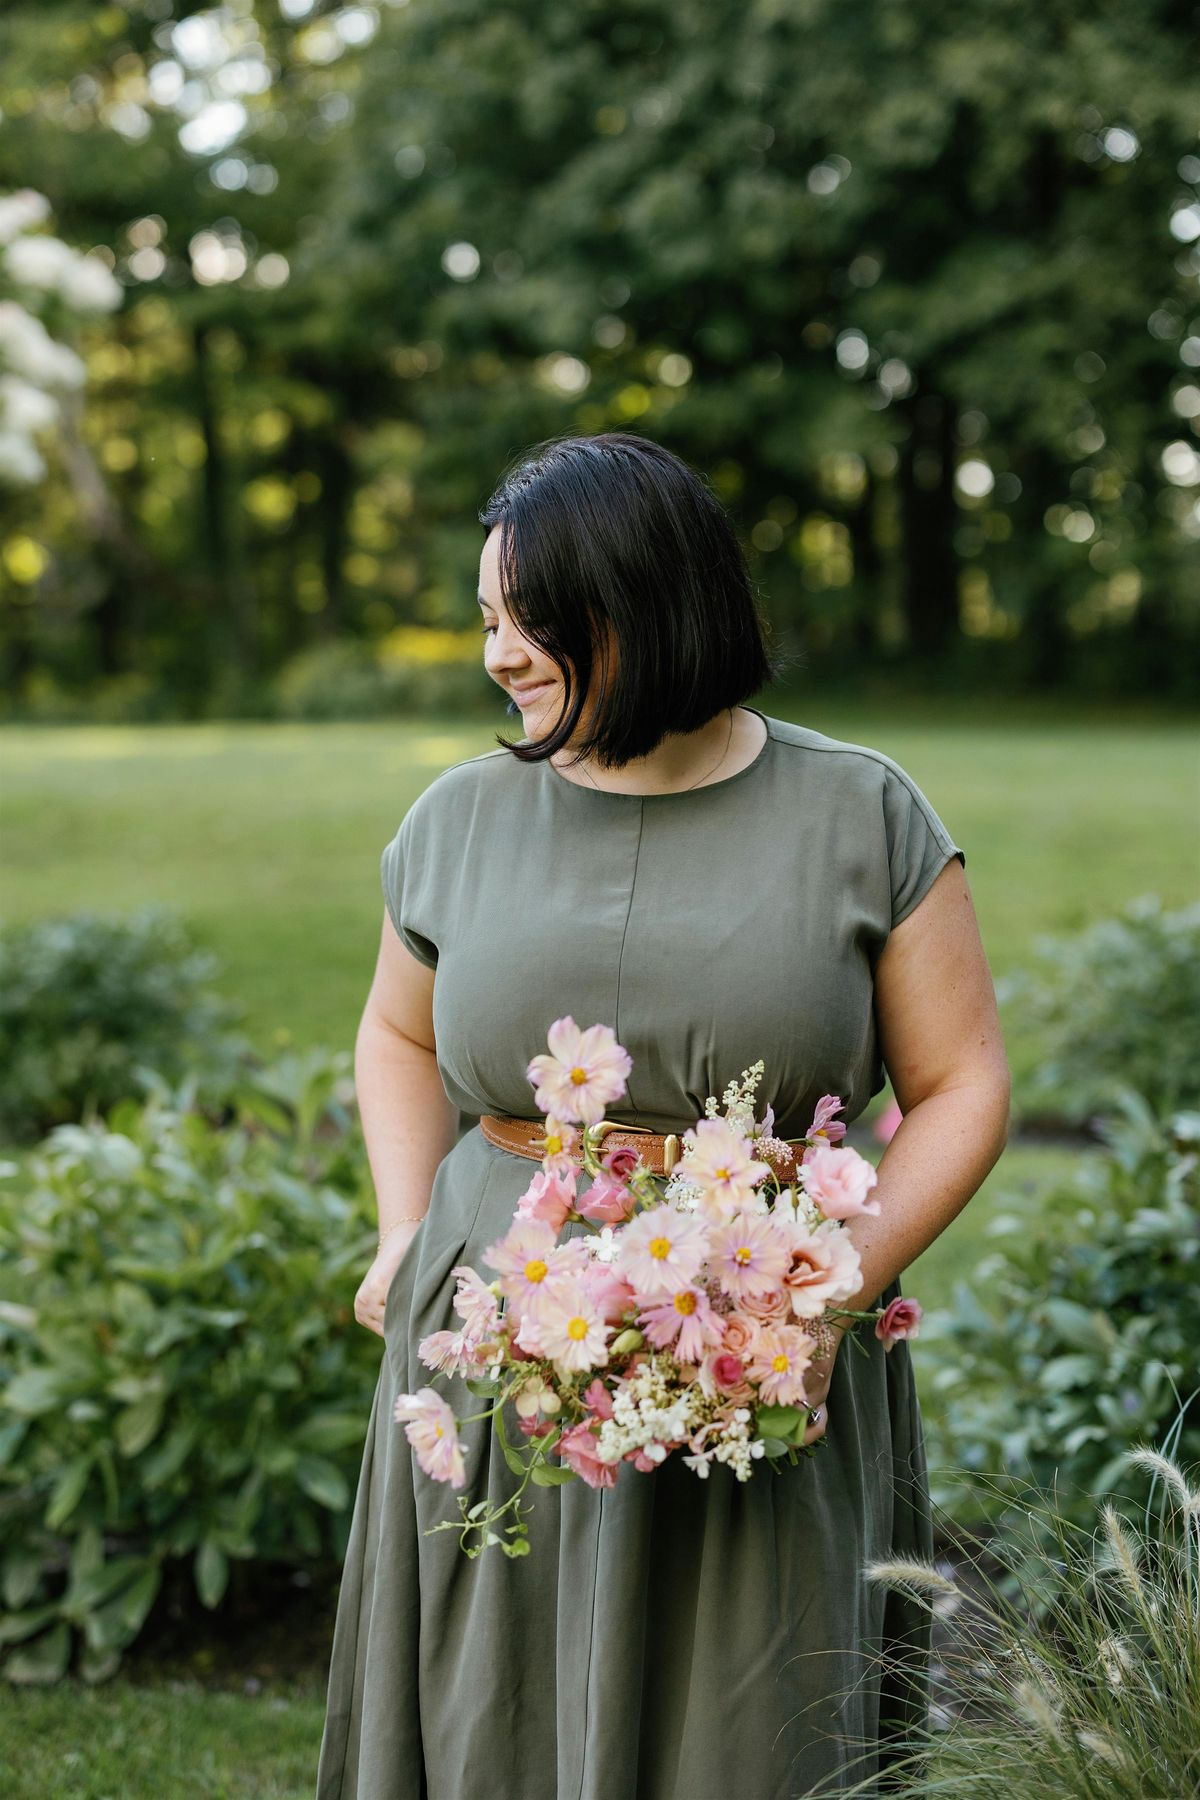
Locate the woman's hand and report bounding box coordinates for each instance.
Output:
[801,1320,847,1447]
[354,1219,423,1339]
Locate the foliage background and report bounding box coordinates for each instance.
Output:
[2,0,1200,717]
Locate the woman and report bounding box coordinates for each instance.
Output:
[315,431,1010,1799]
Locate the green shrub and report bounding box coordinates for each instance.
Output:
[924,1091,1200,1531]
[0,1054,382,1685]
[0,909,251,1146]
[273,630,492,720]
[999,895,1200,1128]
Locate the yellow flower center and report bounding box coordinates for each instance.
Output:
[733,1245,752,1265]
[771,1353,789,1373]
[674,1291,697,1315]
[715,1165,731,1180]
[435,1424,444,1438]
[567,1316,588,1341]
[545,1133,562,1154]
[570,1066,588,1085]
[524,1258,548,1283]
[649,1235,672,1260]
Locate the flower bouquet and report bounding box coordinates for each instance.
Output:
[394,1018,921,1558]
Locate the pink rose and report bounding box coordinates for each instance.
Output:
[799,1143,881,1219]
[556,1420,617,1489]
[875,1297,922,1351]
[601,1144,642,1182]
[514,1167,577,1231]
[719,1314,760,1357]
[577,1170,637,1225]
[741,1285,791,1324]
[711,1352,747,1391]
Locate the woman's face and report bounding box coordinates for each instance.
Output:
[477,524,605,742]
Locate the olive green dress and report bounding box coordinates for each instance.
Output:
[315,708,965,1800]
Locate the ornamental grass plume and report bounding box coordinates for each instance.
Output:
[827,1442,1200,1799]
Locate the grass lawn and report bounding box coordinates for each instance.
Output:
[0,1675,325,1800]
[2,693,1195,1065]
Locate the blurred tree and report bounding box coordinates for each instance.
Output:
[0,0,1196,712]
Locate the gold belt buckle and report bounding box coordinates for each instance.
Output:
[591,1118,681,1175]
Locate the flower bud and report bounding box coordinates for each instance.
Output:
[610,1327,644,1356]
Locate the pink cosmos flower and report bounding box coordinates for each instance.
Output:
[482,1219,588,1317]
[707,1209,793,1301]
[577,1170,637,1225]
[806,1093,848,1145]
[639,1285,725,1364]
[876,1296,922,1351]
[449,1265,501,1341]
[530,1278,610,1375]
[676,1118,772,1217]
[515,1166,578,1232]
[393,1389,467,1488]
[617,1203,710,1301]
[782,1220,863,1319]
[799,1143,881,1219]
[526,1017,632,1127]
[556,1419,618,1488]
[537,1113,583,1178]
[418,1326,495,1378]
[749,1324,817,1406]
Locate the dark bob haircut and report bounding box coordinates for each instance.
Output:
[478,430,787,771]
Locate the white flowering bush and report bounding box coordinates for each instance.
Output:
[0,189,121,488]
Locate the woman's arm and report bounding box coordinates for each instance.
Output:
[353,910,460,1339]
[802,855,1011,1440]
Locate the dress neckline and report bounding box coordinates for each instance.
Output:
[537,706,773,802]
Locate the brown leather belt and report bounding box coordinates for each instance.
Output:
[479,1112,687,1177]
[478,1112,802,1181]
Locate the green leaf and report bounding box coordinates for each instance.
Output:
[115,1394,165,1458]
[64,1555,153,1619]
[2,1549,45,1612]
[194,1538,229,1610]
[3,1621,72,1684]
[755,1403,808,1445]
[295,1454,349,1512]
[530,1462,576,1486]
[0,1603,61,1647]
[78,1644,122,1685]
[501,1444,527,1478]
[45,1454,93,1531]
[1038,1354,1099,1394]
[1038,1300,1117,1354]
[5,1368,66,1417]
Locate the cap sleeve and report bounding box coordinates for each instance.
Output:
[881,761,966,928]
[380,808,439,969]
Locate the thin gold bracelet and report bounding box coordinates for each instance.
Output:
[378,1214,426,1248]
